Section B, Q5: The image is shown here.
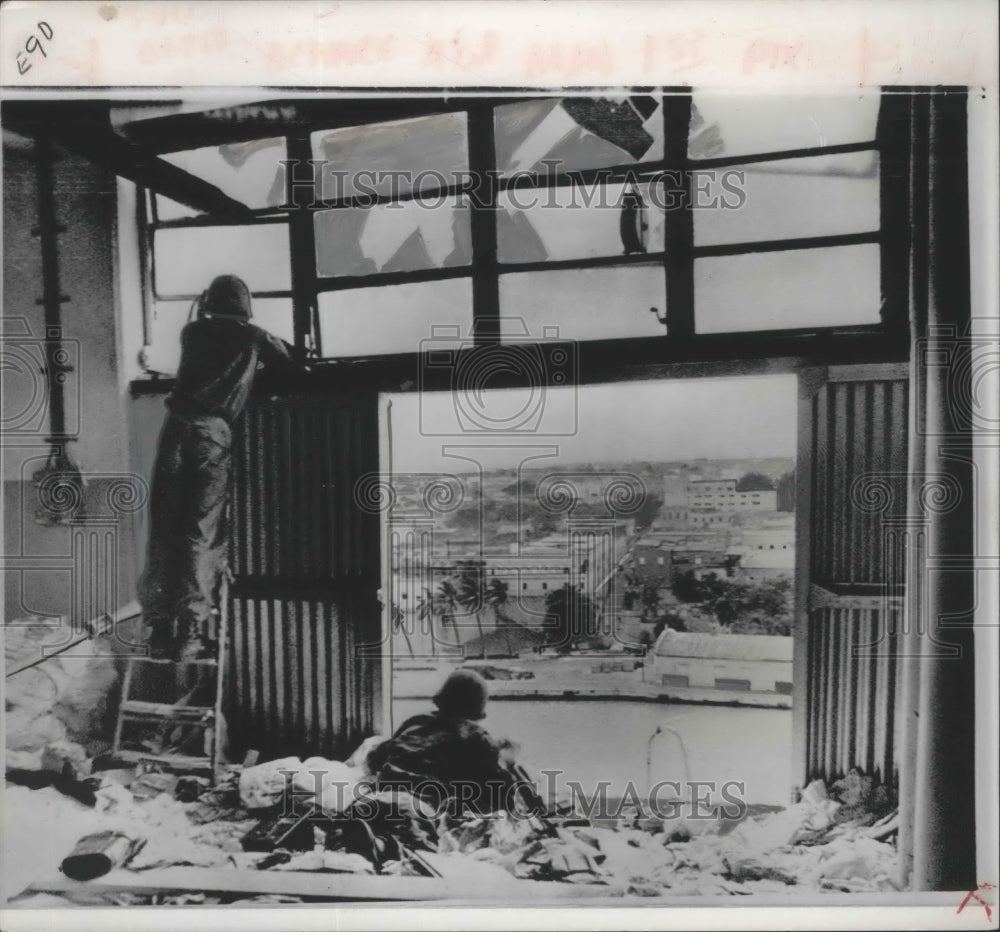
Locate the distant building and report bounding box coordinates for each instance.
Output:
[632,530,733,586]
[737,525,795,553]
[688,509,734,528]
[652,630,793,694]
[657,504,691,527]
[632,540,674,586]
[736,548,794,583]
[669,548,733,580]
[687,478,777,513]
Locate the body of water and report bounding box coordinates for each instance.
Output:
[391,698,793,808]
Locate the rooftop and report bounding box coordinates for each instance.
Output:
[654,631,792,662]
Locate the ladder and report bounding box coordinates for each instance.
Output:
[112,591,228,780]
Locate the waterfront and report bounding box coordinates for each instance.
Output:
[391,697,793,808]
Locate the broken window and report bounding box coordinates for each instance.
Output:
[497,180,665,264]
[159,136,287,210]
[494,96,663,175]
[314,196,471,278]
[311,112,468,200]
[137,90,897,366]
[688,93,879,160]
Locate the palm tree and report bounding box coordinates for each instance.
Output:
[416,588,437,657]
[544,583,598,654]
[485,577,513,656]
[639,582,663,624]
[435,578,463,651]
[455,562,487,657]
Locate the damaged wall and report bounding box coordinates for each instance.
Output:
[2,132,138,627]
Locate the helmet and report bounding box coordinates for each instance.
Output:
[433,669,489,721]
[203,274,252,320]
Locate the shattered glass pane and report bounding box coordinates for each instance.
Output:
[160,137,287,209]
[689,93,880,160]
[495,96,663,175]
[311,113,469,200]
[497,181,665,263]
[153,224,291,296]
[318,278,472,357]
[499,266,665,343]
[694,151,880,246]
[695,245,880,333]
[314,196,472,277]
[146,298,294,376]
[155,194,202,222]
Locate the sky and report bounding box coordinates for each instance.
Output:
[387,374,796,473]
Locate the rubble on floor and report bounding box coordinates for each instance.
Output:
[5,615,121,770]
[4,746,902,904]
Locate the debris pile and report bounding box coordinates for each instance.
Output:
[5,737,901,905]
[5,616,120,770]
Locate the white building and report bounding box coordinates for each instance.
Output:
[687,478,777,512]
[736,548,794,583]
[652,631,793,694]
[737,530,794,553]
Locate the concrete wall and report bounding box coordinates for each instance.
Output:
[3,135,138,625]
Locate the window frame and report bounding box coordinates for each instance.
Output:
[136,89,909,377]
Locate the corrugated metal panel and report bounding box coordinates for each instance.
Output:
[805,605,900,786]
[226,594,380,759]
[224,394,381,760]
[803,373,907,790]
[231,398,378,581]
[809,379,908,586]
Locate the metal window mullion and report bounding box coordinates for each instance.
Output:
[138,187,155,351]
[316,267,472,294]
[151,212,291,230]
[876,90,912,335]
[286,134,320,358]
[691,140,879,170]
[314,181,475,212]
[693,231,881,259]
[662,92,695,337]
[154,290,294,303]
[467,103,499,345]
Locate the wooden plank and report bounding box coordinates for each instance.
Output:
[121,700,215,718]
[27,865,620,902]
[29,868,445,902]
[116,751,212,771]
[127,657,217,667]
[794,367,824,791]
